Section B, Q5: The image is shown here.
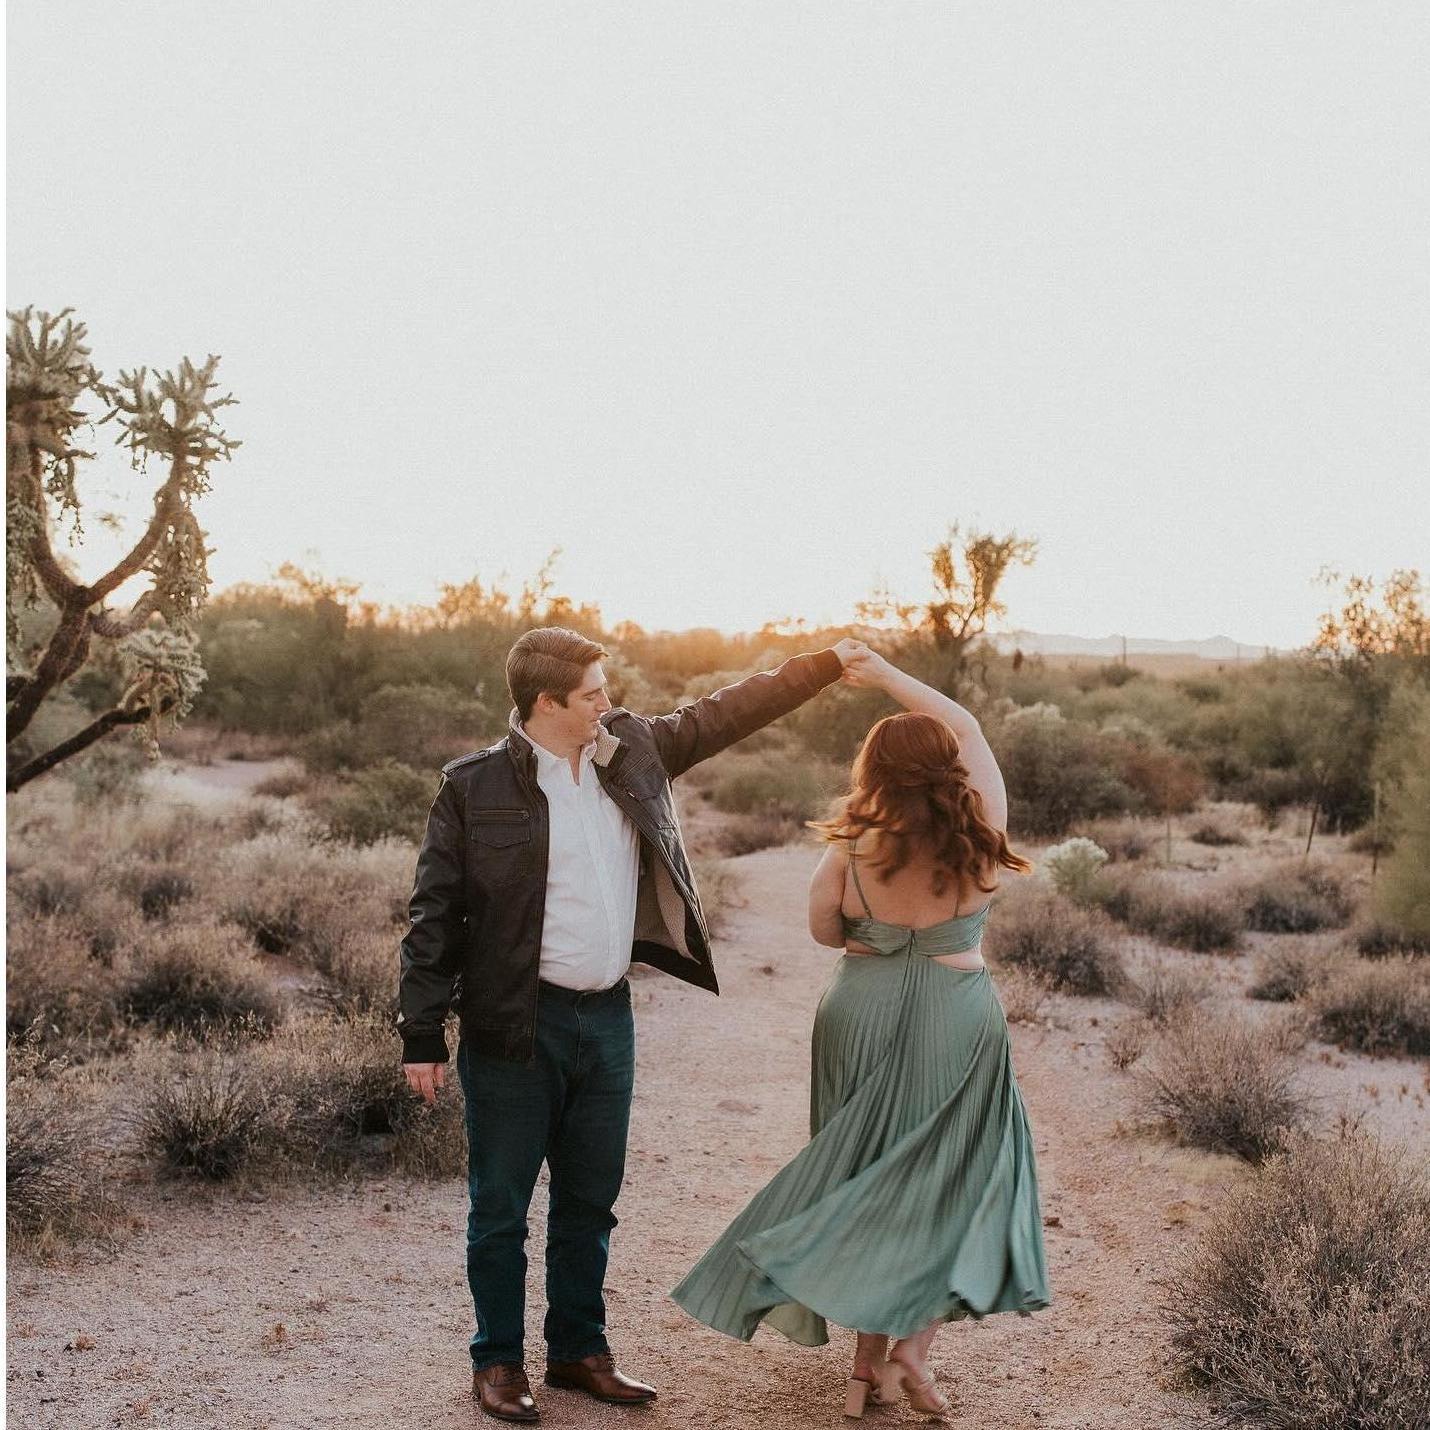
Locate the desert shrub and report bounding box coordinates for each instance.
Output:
[991,706,1138,837]
[253,1014,466,1178]
[1090,869,1243,954]
[1354,918,1430,959]
[5,1037,113,1241]
[251,765,311,799]
[1114,744,1206,816]
[5,911,124,1048]
[993,968,1049,1025]
[1248,945,1329,1003]
[1240,766,1310,829]
[1081,815,1152,862]
[311,759,431,844]
[1188,817,1247,847]
[126,804,226,864]
[1308,958,1430,1057]
[1138,1010,1309,1163]
[112,862,197,921]
[121,926,281,1037]
[1240,862,1353,934]
[707,750,841,824]
[299,718,365,775]
[63,739,146,805]
[983,885,1124,996]
[714,811,803,857]
[351,682,488,770]
[9,861,88,917]
[1105,1017,1150,1069]
[133,1047,268,1180]
[1375,728,1430,940]
[1126,960,1212,1025]
[1163,1130,1430,1429]
[1041,837,1109,901]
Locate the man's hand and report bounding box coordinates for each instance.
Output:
[832,637,871,668]
[404,1062,446,1106]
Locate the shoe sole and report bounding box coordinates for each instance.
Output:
[543,1373,656,1405]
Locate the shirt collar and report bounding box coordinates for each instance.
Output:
[513,719,595,772]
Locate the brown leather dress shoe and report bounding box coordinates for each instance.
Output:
[544,1351,657,1405]
[472,1363,539,1423]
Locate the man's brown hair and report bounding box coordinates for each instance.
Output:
[506,627,608,721]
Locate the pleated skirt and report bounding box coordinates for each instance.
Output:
[670,952,1052,1344]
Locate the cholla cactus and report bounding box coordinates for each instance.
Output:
[1043,836,1110,901]
[6,307,237,790]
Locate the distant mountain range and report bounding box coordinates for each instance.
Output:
[980,630,1295,661]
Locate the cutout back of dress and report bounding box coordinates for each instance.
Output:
[840,838,992,956]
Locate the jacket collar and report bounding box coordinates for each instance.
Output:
[506,708,621,779]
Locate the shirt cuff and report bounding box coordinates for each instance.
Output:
[400,1032,451,1064]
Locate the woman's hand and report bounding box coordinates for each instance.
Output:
[840,647,897,690]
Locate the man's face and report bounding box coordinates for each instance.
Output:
[542,661,612,743]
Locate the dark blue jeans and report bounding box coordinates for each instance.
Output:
[457,978,635,1371]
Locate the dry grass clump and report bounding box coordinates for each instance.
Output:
[1163,1130,1430,1429]
[984,885,1125,995]
[1247,944,1331,1003]
[121,925,282,1037]
[1090,868,1243,954]
[250,764,311,799]
[1104,1016,1150,1069]
[1126,960,1212,1025]
[993,968,1050,1026]
[1137,1009,1309,1163]
[1307,957,1430,1058]
[132,1045,267,1181]
[1239,861,1353,934]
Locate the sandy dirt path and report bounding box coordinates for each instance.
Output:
[10,846,1240,1430]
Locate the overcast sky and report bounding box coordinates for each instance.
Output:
[8,2,1428,648]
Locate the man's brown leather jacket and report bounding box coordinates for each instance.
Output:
[397,648,843,1064]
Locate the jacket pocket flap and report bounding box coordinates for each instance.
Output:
[472,823,531,848]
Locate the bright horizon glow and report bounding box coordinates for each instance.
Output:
[8,3,1428,652]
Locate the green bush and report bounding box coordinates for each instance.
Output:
[1309,958,1430,1057]
[991,705,1138,837]
[984,884,1125,996]
[707,749,841,824]
[1375,700,1430,940]
[312,760,432,844]
[1137,1010,1309,1163]
[1163,1131,1430,1429]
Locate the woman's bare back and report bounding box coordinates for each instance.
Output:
[841,829,998,970]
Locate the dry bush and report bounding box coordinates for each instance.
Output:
[993,968,1049,1025]
[121,925,282,1037]
[131,1044,267,1180]
[714,811,802,857]
[983,885,1125,995]
[1105,1016,1150,1069]
[1240,861,1353,934]
[1163,1130,1430,1429]
[1354,918,1430,960]
[308,760,432,845]
[216,831,408,969]
[1248,944,1330,1003]
[250,765,311,799]
[1308,958,1430,1058]
[1137,1010,1309,1163]
[1126,960,1212,1026]
[8,859,89,917]
[1188,817,1247,847]
[1081,815,1153,862]
[1090,868,1243,954]
[6,1037,119,1243]
[114,861,196,921]
[5,911,125,1049]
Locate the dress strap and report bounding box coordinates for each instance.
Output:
[848,838,876,919]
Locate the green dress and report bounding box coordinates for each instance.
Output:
[670,853,1051,1344]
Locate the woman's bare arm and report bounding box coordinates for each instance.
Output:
[842,652,1009,831]
[808,843,849,947]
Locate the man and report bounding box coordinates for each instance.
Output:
[398,626,863,1423]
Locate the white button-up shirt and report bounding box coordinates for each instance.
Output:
[520,725,640,991]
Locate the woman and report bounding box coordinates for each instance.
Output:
[670,648,1051,1417]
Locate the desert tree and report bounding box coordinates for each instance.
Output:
[857,522,1038,686]
[6,307,237,791]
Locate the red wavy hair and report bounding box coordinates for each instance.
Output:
[809,711,1032,894]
